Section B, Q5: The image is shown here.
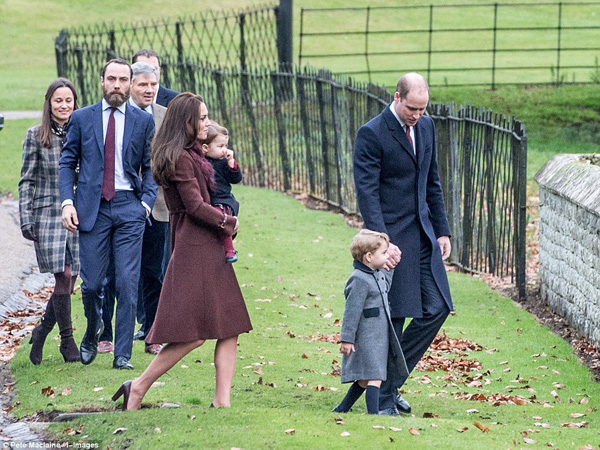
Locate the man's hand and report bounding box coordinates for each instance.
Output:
[62,205,79,232]
[233,217,239,234]
[384,242,402,270]
[438,236,451,260]
[340,342,355,356]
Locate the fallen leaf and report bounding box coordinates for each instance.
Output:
[61,387,72,396]
[41,386,54,397]
[560,421,588,428]
[154,428,161,433]
[93,386,104,392]
[302,353,309,359]
[409,428,420,435]
[473,421,490,433]
[457,427,469,433]
[580,397,589,404]
[389,427,402,432]
[113,427,127,435]
[570,413,585,418]
[523,437,536,444]
[340,431,350,437]
[372,425,385,430]
[285,429,295,435]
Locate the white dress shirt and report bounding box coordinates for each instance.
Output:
[390,103,415,154]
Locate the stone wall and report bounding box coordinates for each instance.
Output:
[536,154,600,347]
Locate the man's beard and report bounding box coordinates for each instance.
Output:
[103,88,129,108]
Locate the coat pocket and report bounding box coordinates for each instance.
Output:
[363,307,380,318]
[33,194,53,209]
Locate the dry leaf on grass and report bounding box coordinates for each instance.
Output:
[472,421,490,432]
[560,421,588,428]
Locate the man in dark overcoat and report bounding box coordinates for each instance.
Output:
[353,72,453,415]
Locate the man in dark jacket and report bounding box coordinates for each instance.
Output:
[132,49,179,107]
[353,72,453,415]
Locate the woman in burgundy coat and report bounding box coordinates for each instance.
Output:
[113,92,252,410]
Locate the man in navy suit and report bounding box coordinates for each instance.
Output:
[59,58,157,370]
[353,72,453,415]
[132,49,179,107]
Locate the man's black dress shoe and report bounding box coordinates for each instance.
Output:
[395,394,412,414]
[113,356,134,370]
[112,380,132,411]
[133,330,146,341]
[378,406,400,416]
[80,322,104,365]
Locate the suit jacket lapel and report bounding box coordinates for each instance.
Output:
[415,120,425,167]
[122,104,136,163]
[383,106,416,163]
[93,102,105,157]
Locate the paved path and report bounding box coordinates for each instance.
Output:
[0,196,52,444]
[1,111,42,120]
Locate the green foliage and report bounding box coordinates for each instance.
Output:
[10,186,600,449]
[0,119,37,195]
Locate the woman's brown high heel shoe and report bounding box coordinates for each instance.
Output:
[112,380,132,411]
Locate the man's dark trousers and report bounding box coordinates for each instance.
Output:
[139,215,169,335]
[379,239,450,410]
[79,191,146,360]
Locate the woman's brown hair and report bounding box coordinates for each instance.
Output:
[38,78,79,148]
[152,92,206,186]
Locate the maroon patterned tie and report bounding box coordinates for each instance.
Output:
[102,108,116,201]
[406,125,414,152]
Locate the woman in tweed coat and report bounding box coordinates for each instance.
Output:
[333,230,408,414]
[18,78,81,365]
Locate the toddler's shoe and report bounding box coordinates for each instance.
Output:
[226,251,238,264]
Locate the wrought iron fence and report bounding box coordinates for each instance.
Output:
[299,2,600,90]
[55,3,287,106]
[430,104,527,298]
[174,62,527,297]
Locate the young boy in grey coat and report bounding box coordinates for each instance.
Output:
[333,229,408,414]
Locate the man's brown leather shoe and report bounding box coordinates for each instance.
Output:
[97,340,114,354]
[144,343,163,355]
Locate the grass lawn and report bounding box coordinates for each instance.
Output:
[10,186,600,449]
[3,0,600,448]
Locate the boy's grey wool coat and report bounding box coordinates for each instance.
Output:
[340,261,408,384]
[18,126,80,274]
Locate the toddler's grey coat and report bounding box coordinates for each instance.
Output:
[340,261,408,384]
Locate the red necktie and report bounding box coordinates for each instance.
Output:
[102,107,116,201]
[406,125,414,152]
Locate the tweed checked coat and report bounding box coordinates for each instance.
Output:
[340,261,408,384]
[18,125,80,274]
